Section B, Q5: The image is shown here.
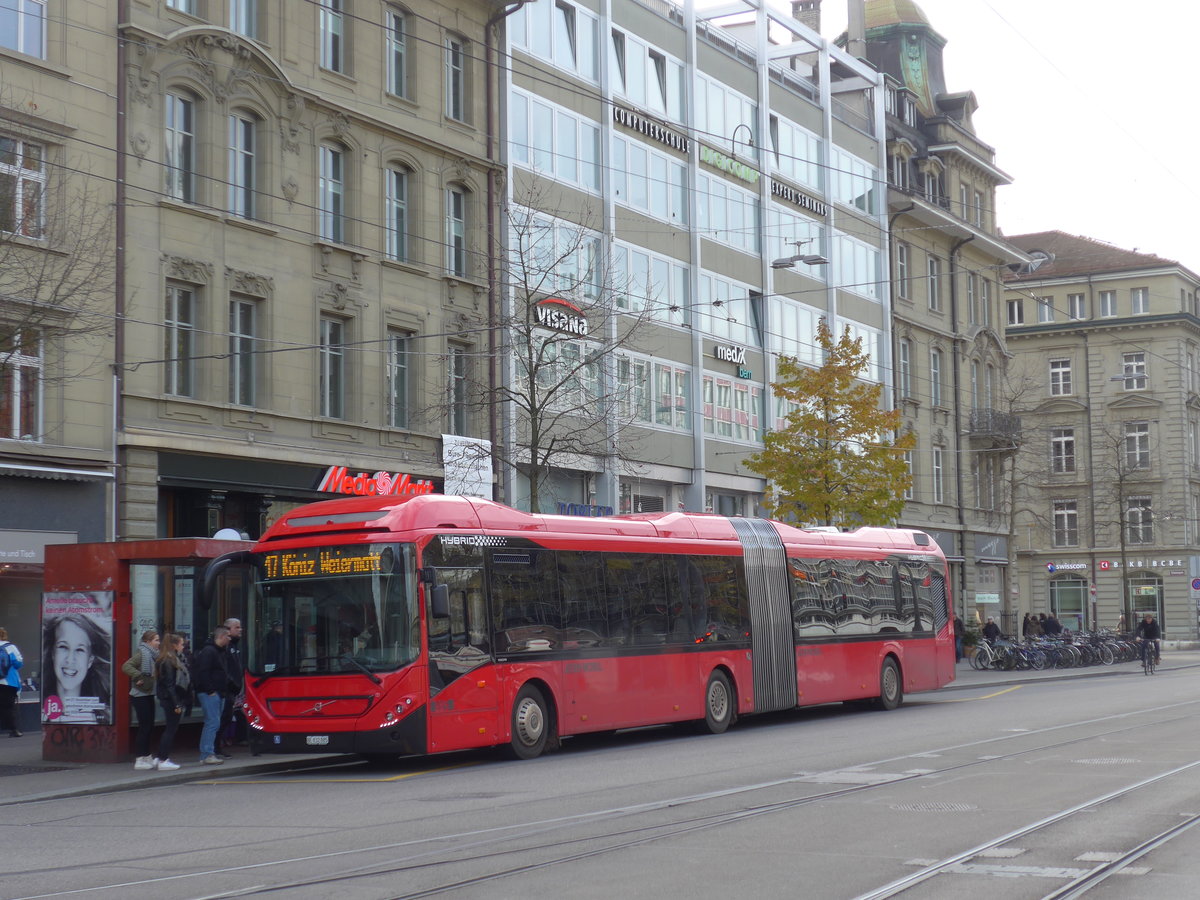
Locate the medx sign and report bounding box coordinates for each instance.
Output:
[715,344,746,365]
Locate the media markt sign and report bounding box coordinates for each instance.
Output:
[317,466,435,497]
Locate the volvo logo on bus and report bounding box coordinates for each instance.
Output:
[535,297,589,336]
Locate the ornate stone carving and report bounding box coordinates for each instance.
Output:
[281,175,299,208]
[179,33,263,103]
[162,254,213,284]
[320,281,351,311]
[129,132,150,166]
[329,111,351,140]
[225,267,274,298]
[282,93,306,154]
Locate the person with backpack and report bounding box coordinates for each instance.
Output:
[121,630,160,769]
[0,627,23,737]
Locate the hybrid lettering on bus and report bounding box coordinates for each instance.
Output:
[204,494,955,760]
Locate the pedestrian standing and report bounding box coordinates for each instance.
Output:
[952,613,965,662]
[219,617,244,757]
[153,632,191,770]
[0,627,23,737]
[121,630,160,769]
[191,625,232,765]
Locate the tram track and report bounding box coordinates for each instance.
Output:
[16,697,1200,900]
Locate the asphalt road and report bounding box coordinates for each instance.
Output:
[5,666,1199,899]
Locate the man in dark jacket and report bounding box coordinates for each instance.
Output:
[982,617,1001,643]
[219,618,245,756]
[1135,613,1161,665]
[192,626,232,765]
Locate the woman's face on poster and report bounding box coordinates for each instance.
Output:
[54,620,94,696]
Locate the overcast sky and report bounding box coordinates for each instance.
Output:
[816,0,1200,269]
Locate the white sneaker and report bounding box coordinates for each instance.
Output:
[133,756,155,770]
[156,759,180,771]
[200,755,224,765]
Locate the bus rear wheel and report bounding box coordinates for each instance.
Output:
[508,684,551,759]
[703,671,735,734]
[874,658,903,710]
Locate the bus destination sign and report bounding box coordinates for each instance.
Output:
[262,546,384,579]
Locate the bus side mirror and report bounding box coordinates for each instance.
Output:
[200,550,256,610]
[430,584,450,619]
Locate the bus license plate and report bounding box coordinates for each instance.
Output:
[306,735,330,746]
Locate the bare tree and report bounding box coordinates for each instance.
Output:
[0,152,115,395]
[440,186,663,513]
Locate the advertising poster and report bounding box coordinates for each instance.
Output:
[41,591,115,725]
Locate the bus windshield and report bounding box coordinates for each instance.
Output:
[245,543,419,677]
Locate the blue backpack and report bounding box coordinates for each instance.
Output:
[0,643,11,679]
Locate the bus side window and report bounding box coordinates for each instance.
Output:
[489,549,561,651]
[666,555,705,643]
[614,554,667,645]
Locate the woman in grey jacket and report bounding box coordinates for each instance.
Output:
[122,630,160,769]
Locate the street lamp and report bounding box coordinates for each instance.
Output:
[772,239,828,268]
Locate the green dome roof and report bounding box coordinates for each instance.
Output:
[865,0,931,29]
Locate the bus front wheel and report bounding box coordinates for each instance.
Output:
[703,671,735,734]
[874,658,903,711]
[508,684,551,759]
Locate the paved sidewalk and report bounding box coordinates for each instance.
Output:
[2,651,1196,806]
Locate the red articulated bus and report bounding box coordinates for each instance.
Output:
[205,494,955,760]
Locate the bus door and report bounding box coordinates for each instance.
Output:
[426,566,501,752]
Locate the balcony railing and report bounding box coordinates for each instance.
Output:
[968,409,1021,445]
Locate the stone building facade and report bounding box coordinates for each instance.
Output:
[1005,231,1200,640]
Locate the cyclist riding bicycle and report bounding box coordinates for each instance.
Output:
[1135,612,1161,665]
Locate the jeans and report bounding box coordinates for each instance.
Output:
[198,691,223,757]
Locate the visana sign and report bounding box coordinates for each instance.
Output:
[535,297,589,336]
[317,466,435,496]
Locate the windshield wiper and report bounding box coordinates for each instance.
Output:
[339,653,383,684]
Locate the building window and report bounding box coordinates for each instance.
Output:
[1121,351,1147,390]
[1037,296,1054,323]
[1067,292,1085,320]
[1099,290,1116,317]
[1125,421,1150,470]
[974,454,995,509]
[973,189,984,227]
[1131,286,1149,314]
[895,242,909,299]
[446,36,467,122]
[1053,500,1079,547]
[0,327,41,440]
[929,348,942,407]
[903,449,915,500]
[1126,496,1153,544]
[1049,358,1072,395]
[446,185,467,276]
[319,316,345,418]
[228,113,256,219]
[1050,428,1075,474]
[164,284,196,397]
[387,331,411,428]
[318,143,345,243]
[932,446,944,503]
[926,255,941,311]
[448,344,469,434]
[980,278,992,326]
[166,0,195,11]
[1007,297,1023,326]
[897,339,911,398]
[385,165,408,262]
[319,0,344,72]
[230,0,257,37]
[0,137,44,237]
[164,92,196,203]
[0,0,44,58]
[386,8,406,97]
[228,297,258,406]
[966,273,977,324]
